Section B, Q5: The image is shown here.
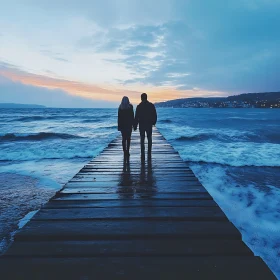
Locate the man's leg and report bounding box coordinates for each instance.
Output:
[147,126,153,157]
[127,138,131,154]
[139,128,145,159]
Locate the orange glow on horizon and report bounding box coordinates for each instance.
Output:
[0,68,226,104]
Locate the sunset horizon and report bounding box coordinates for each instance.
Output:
[1,1,279,107]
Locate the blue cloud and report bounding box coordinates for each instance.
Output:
[1,0,280,97]
[81,0,280,93]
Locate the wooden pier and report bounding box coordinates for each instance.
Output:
[0,128,276,279]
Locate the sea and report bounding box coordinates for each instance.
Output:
[0,108,279,277]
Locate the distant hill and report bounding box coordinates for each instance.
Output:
[155,92,280,108]
[0,103,46,108]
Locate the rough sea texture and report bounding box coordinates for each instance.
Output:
[0,108,279,277]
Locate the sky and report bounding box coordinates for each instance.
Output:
[0,0,280,107]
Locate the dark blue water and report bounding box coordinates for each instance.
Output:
[0,108,279,277]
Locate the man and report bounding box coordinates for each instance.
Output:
[134,93,157,160]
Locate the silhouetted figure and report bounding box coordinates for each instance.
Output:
[118,96,134,159]
[134,93,157,160]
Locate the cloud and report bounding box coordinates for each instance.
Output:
[1,0,279,104]
[39,50,70,63]
[0,63,142,103]
[78,24,167,84]
[0,0,174,33]
[0,75,118,108]
[0,62,225,106]
[144,1,280,93]
[18,0,174,26]
[73,0,280,94]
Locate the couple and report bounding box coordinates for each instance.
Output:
[118,93,157,161]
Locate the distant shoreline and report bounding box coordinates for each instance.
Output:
[155,92,280,109]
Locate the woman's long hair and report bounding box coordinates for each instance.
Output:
[119,96,131,110]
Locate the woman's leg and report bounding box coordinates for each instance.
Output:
[126,129,132,156]
[122,138,126,153]
[121,132,126,154]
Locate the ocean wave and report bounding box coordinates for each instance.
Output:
[13,116,47,122]
[0,140,106,161]
[186,160,280,168]
[12,115,74,122]
[173,132,252,143]
[0,153,95,161]
[176,134,210,141]
[173,141,280,167]
[98,125,118,130]
[0,132,84,141]
[11,115,105,122]
[98,114,114,119]
[82,119,101,123]
[190,163,280,278]
[160,119,173,124]
[226,117,269,121]
[172,130,280,144]
[0,155,93,161]
[259,131,280,143]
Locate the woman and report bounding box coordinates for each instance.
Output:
[118,96,134,158]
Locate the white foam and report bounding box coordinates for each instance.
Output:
[0,158,90,190]
[174,141,280,167]
[18,210,38,229]
[0,141,105,161]
[191,163,280,278]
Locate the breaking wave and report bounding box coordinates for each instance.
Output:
[173,131,280,144]
[160,119,173,124]
[11,115,104,122]
[0,132,84,141]
[12,116,75,122]
[175,134,210,141]
[173,141,280,167]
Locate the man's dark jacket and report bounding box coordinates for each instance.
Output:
[134,101,157,129]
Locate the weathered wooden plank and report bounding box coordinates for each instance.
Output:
[81,164,192,168]
[84,164,191,169]
[67,180,200,185]
[64,181,203,188]
[70,175,198,182]
[0,257,276,280]
[5,239,253,257]
[15,220,241,241]
[53,192,213,200]
[71,173,198,179]
[33,206,227,221]
[77,170,194,175]
[60,186,206,194]
[80,164,191,168]
[43,199,218,208]
[70,177,198,182]
[82,166,190,170]
[101,151,177,154]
